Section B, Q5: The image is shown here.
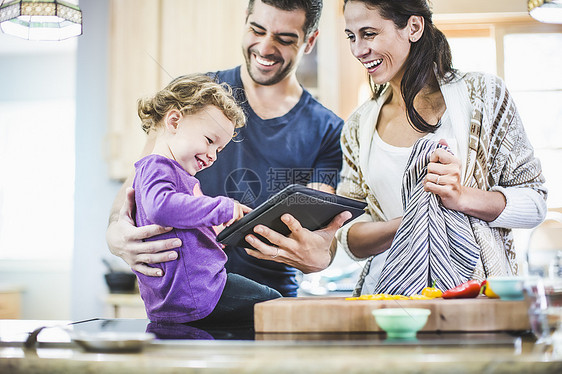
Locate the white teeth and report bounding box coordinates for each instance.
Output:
[255,55,275,66]
[197,158,205,169]
[363,59,383,69]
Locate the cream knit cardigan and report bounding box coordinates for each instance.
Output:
[337,72,548,292]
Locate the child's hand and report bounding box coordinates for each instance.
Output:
[212,224,225,236]
[225,201,252,227]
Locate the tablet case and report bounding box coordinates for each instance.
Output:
[216,184,367,249]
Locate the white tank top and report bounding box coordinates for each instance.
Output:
[362,111,458,294]
[366,110,458,220]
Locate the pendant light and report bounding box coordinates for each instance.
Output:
[529,0,562,24]
[0,0,82,41]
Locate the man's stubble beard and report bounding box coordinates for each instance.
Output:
[243,49,296,86]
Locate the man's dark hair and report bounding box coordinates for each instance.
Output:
[248,0,323,37]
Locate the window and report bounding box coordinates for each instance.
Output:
[0,101,75,260]
[443,20,562,209]
[441,18,562,267]
[448,36,496,75]
[504,33,562,208]
[0,35,76,260]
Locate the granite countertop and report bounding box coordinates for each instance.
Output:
[1,319,562,373]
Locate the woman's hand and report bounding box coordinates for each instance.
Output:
[243,211,352,274]
[423,139,466,211]
[106,187,182,276]
[423,139,505,221]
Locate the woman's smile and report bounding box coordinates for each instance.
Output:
[344,1,412,86]
[362,58,383,72]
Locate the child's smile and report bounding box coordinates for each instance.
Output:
[195,156,209,171]
[167,105,235,176]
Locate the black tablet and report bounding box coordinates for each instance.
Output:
[216,184,367,249]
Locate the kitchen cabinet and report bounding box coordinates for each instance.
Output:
[105,2,561,181]
[106,0,361,180]
[104,293,146,319]
[106,0,163,180]
[0,286,22,319]
[106,0,253,180]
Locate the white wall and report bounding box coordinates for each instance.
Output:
[71,0,122,320]
[432,0,527,14]
[0,22,76,320]
[0,0,116,321]
[0,0,125,321]
[0,261,71,320]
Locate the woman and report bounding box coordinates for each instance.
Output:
[337,0,547,296]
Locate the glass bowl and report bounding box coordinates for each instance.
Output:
[371,308,431,339]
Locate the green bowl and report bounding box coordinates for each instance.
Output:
[372,308,431,339]
[486,276,525,301]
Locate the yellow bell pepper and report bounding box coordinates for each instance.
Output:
[481,280,499,298]
[421,281,443,298]
[410,294,432,300]
[345,292,438,301]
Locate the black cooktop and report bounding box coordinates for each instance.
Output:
[65,318,526,345]
[0,318,529,348]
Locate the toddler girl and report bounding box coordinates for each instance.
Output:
[133,74,281,327]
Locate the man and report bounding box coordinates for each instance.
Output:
[106,0,351,297]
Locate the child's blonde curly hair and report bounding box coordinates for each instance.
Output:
[137,74,245,135]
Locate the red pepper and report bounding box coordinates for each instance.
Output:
[442,280,482,299]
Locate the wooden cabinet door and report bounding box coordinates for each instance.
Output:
[107,0,247,180]
[0,292,21,319]
[106,0,358,180]
[107,0,162,180]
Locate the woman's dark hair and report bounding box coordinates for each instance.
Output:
[248,0,323,37]
[344,0,455,133]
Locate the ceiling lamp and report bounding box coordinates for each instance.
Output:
[0,0,82,41]
[529,0,562,23]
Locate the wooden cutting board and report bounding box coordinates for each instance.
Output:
[254,296,530,333]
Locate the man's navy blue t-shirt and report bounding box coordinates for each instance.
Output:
[197,66,344,297]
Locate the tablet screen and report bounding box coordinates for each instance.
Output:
[216,184,366,249]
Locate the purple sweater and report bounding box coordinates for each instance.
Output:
[132,155,234,323]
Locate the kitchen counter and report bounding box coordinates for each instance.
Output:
[1,319,562,373]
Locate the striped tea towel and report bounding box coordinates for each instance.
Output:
[370,138,480,295]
